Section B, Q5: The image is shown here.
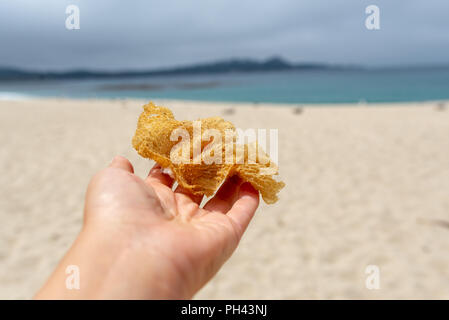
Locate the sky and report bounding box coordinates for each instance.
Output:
[0,0,448,71]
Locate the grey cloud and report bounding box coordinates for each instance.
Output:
[0,0,448,71]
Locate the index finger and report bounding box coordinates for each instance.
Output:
[227,182,259,237]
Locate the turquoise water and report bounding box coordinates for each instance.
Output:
[1,68,449,104]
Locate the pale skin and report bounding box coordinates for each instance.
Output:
[35,156,259,299]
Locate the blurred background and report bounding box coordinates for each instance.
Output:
[1,0,449,103]
[1,1,449,299]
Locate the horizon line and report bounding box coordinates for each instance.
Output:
[1,56,449,78]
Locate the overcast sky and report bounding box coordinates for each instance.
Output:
[0,0,448,71]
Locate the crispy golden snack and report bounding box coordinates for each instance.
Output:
[132,102,285,204]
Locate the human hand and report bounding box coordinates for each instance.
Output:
[35,156,259,299]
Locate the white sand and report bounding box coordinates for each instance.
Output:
[0,98,449,299]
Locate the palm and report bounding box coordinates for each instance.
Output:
[85,156,259,296]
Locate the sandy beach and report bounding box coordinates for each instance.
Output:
[0,98,448,299]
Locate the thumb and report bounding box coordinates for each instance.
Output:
[109,156,134,173]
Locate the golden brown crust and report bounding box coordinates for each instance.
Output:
[132,102,285,204]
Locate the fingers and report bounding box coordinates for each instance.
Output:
[227,182,259,237]
[174,185,203,205]
[146,162,202,213]
[146,163,174,188]
[203,175,241,213]
[109,156,134,173]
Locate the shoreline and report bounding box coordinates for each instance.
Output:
[1,95,448,108]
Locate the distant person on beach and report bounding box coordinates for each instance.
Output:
[35,156,259,299]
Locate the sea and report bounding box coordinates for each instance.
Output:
[1,67,449,104]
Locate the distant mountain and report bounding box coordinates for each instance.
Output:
[0,57,344,81]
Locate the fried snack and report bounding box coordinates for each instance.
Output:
[132,102,285,204]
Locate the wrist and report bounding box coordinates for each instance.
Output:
[77,225,191,299]
[36,225,191,299]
